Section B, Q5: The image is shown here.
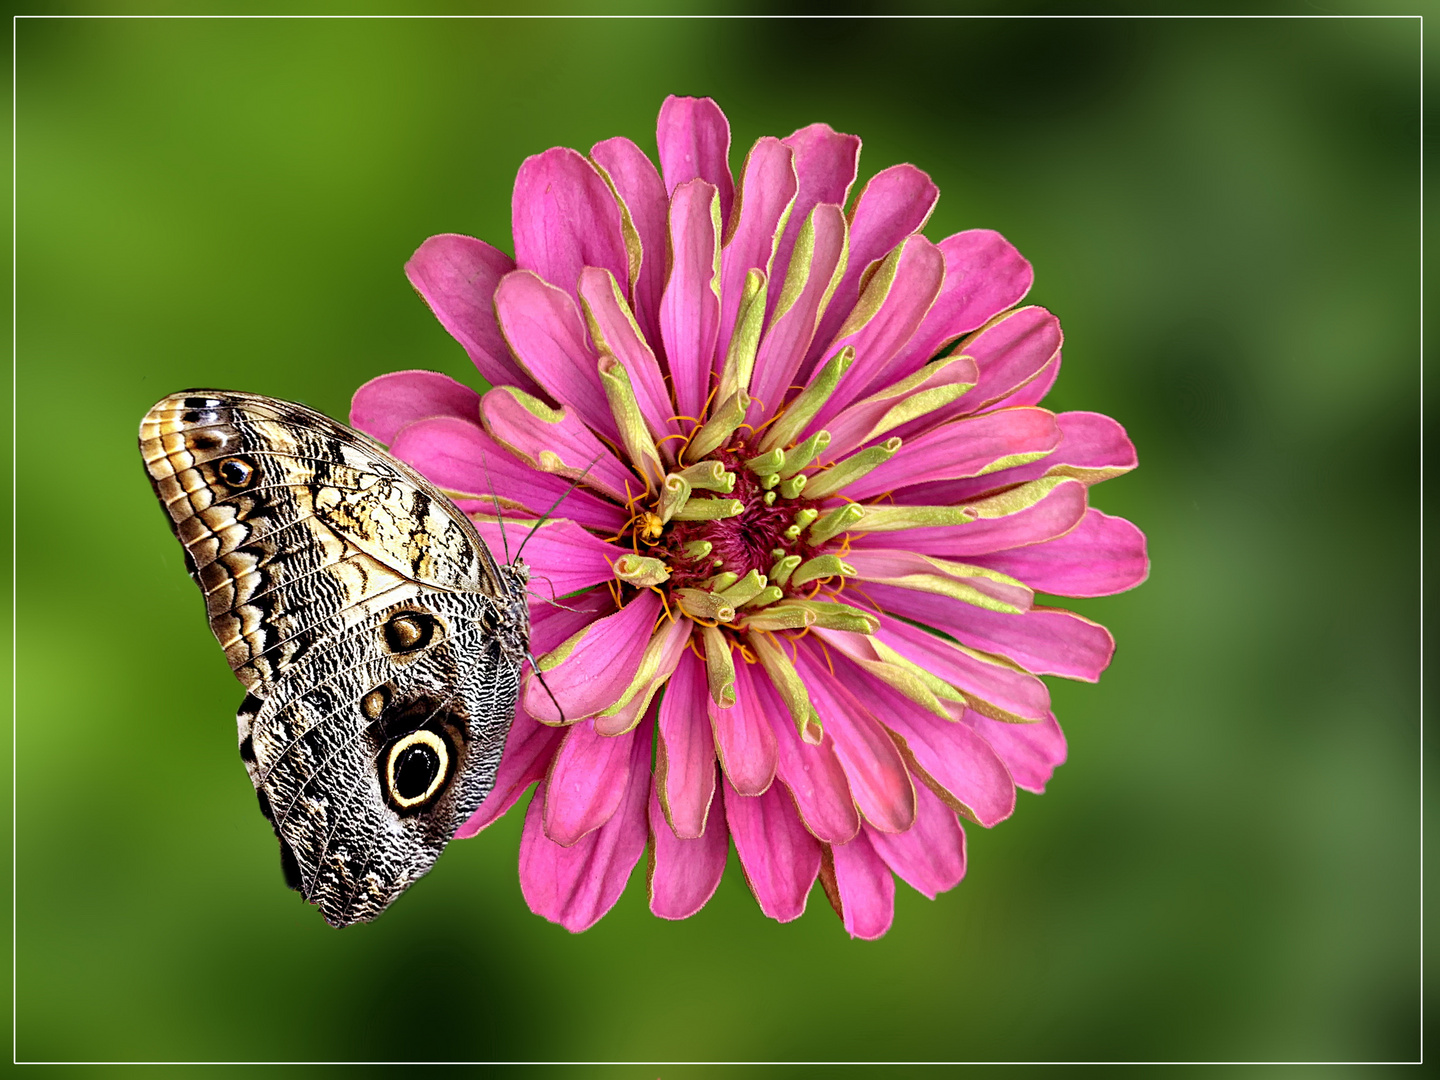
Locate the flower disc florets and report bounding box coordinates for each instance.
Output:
[350,96,1148,938]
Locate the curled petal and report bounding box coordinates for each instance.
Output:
[871,615,1051,723]
[770,122,860,323]
[991,350,1060,410]
[519,720,652,932]
[861,476,1088,556]
[350,370,480,445]
[522,590,663,721]
[404,234,539,395]
[969,509,1149,598]
[480,386,639,503]
[389,415,627,533]
[810,234,946,426]
[578,267,680,444]
[750,204,848,423]
[892,229,1035,374]
[591,614,692,737]
[719,136,797,363]
[820,831,895,940]
[511,146,628,304]
[494,270,620,444]
[657,95,735,226]
[725,776,822,923]
[805,163,939,375]
[590,136,669,348]
[648,764,728,920]
[916,411,1138,504]
[661,179,723,425]
[952,306,1063,415]
[865,780,966,899]
[845,407,1061,501]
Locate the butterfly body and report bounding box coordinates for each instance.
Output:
[140,391,528,926]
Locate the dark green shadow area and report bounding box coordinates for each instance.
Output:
[14,13,1420,1066]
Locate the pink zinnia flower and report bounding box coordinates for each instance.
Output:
[350,96,1146,938]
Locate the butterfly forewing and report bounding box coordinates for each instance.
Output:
[139,390,529,926]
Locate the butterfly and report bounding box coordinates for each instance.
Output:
[139,390,530,927]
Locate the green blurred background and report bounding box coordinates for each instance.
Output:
[12,10,1422,1070]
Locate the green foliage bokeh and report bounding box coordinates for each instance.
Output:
[13,14,1421,1069]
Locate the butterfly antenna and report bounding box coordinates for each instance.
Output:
[513,455,602,564]
[527,650,566,723]
[479,449,512,564]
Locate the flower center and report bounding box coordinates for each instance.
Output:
[660,445,822,591]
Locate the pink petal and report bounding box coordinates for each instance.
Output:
[511,147,628,304]
[804,164,939,376]
[494,270,620,444]
[953,305,1064,414]
[725,775,822,923]
[890,229,1035,375]
[969,509,1149,597]
[868,588,1116,682]
[821,354,979,457]
[991,350,1060,409]
[404,234,539,395]
[808,235,947,430]
[576,266,680,444]
[590,136,669,349]
[469,519,619,600]
[455,707,564,838]
[754,663,860,844]
[915,411,1139,504]
[647,763,728,920]
[749,203,848,423]
[843,407,1061,502]
[592,614,691,738]
[870,617,1051,722]
[862,477,1088,555]
[388,415,627,533]
[843,548,1033,614]
[350,369,481,446]
[519,719,652,932]
[964,711,1067,794]
[479,384,639,503]
[718,137,797,365]
[520,590,662,721]
[543,720,636,846]
[769,122,860,324]
[889,306,1063,446]
[855,669,1016,828]
[532,586,616,652]
[711,652,779,796]
[869,480,1082,558]
[661,179,723,426]
[656,649,718,839]
[865,780,966,899]
[822,831,895,940]
[794,640,915,834]
[657,95,734,227]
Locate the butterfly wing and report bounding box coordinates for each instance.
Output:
[139,390,529,925]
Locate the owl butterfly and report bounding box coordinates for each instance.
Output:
[139,390,530,927]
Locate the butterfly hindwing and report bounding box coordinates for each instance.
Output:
[140,390,530,926]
